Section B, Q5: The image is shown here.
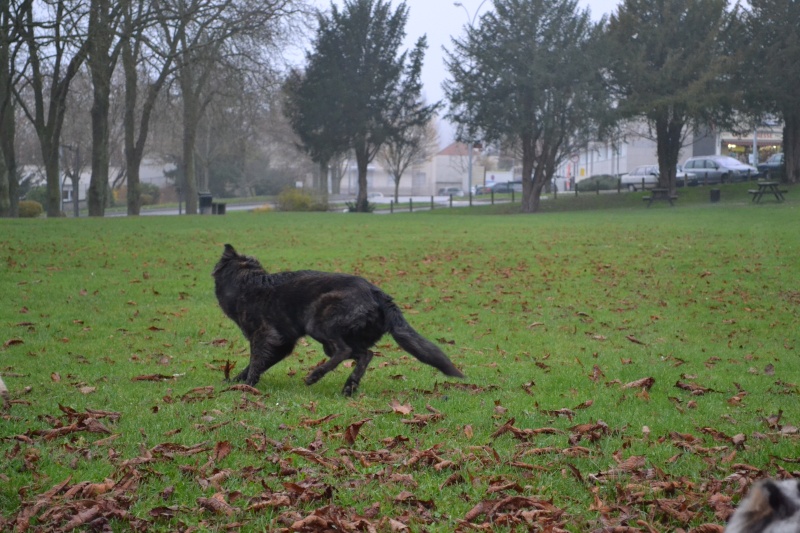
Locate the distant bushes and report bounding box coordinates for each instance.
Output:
[575,174,619,192]
[19,200,44,218]
[275,188,328,212]
[139,183,161,206]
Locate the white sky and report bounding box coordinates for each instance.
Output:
[309,0,623,144]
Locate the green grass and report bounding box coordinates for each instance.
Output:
[1,194,799,531]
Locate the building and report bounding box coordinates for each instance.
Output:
[336,142,486,197]
[558,122,783,181]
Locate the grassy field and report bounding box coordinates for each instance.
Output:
[1,195,799,531]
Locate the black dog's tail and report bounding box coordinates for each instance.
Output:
[377,290,465,378]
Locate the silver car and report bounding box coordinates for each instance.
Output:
[620,165,697,191]
[682,155,758,184]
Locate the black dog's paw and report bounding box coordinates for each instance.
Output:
[341,382,358,397]
[305,370,323,386]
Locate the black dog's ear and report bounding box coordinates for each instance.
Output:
[223,244,238,257]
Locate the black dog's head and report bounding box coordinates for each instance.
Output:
[212,245,268,311]
[212,244,263,279]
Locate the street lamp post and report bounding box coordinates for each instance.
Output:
[454,0,489,199]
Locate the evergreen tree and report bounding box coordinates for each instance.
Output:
[738,0,800,183]
[290,0,436,212]
[603,0,735,192]
[445,0,607,213]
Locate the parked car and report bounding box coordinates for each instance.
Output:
[490,181,523,194]
[682,155,758,184]
[757,153,784,180]
[620,165,659,191]
[474,185,493,195]
[620,165,698,191]
[437,187,464,197]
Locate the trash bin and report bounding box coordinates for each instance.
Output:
[710,189,720,203]
[198,192,213,214]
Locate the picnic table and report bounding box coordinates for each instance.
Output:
[748,181,787,203]
[642,188,677,207]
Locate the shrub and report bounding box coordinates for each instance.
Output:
[252,204,273,214]
[575,174,620,192]
[25,186,48,205]
[275,188,328,212]
[346,201,376,213]
[18,200,44,218]
[140,183,161,205]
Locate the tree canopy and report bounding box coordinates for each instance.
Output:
[444,0,606,213]
[603,0,735,192]
[737,0,800,183]
[289,0,436,212]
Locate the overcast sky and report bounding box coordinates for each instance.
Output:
[309,0,623,145]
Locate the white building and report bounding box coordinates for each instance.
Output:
[559,121,783,182]
[336,142,486,197]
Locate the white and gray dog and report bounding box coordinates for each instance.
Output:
[0,375,7,407]
[726,479,800,533]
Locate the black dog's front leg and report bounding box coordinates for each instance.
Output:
[242,334,294,387]
[231,364,250,383]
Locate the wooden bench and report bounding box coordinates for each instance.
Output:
[211,202,227,215]
[643,189,678,207]
[749,182,788,203]
[748,189,788,200]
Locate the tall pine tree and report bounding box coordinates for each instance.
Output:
[287,0,436,212]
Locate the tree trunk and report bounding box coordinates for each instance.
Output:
[0,107,16,217]
[654,111,684,194]
[180,62,199,215]
[354,144,369,212]
[88,81,110,216]
[70,172,80,218]
[122,39,141,216]
[127,163,141,215]
[784,112,800,184]
[0,43,16,217]
[318,160,329,202]
[87,0,115,217]
[182,121,198,214]
[520,137,538,213]
[0,144,8,216]
[42,138,62,217]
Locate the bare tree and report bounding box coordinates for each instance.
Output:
[86,0,125,216]
[172,0,307,214]
[378,118,438,202]
[0,1,23,217]
[61,71,93,217]
[120,0,182,215]
[15,0,90,217]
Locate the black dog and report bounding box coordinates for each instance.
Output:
[212,245,464,396]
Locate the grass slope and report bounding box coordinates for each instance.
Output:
[1,198,799,531]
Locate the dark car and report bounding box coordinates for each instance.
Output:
[757,153,784,180]
[490,181,522,194]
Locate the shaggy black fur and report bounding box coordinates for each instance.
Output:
[212,244,464,396]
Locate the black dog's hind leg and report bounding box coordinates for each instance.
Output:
[342,349,374,397]
[304,339,351,386]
